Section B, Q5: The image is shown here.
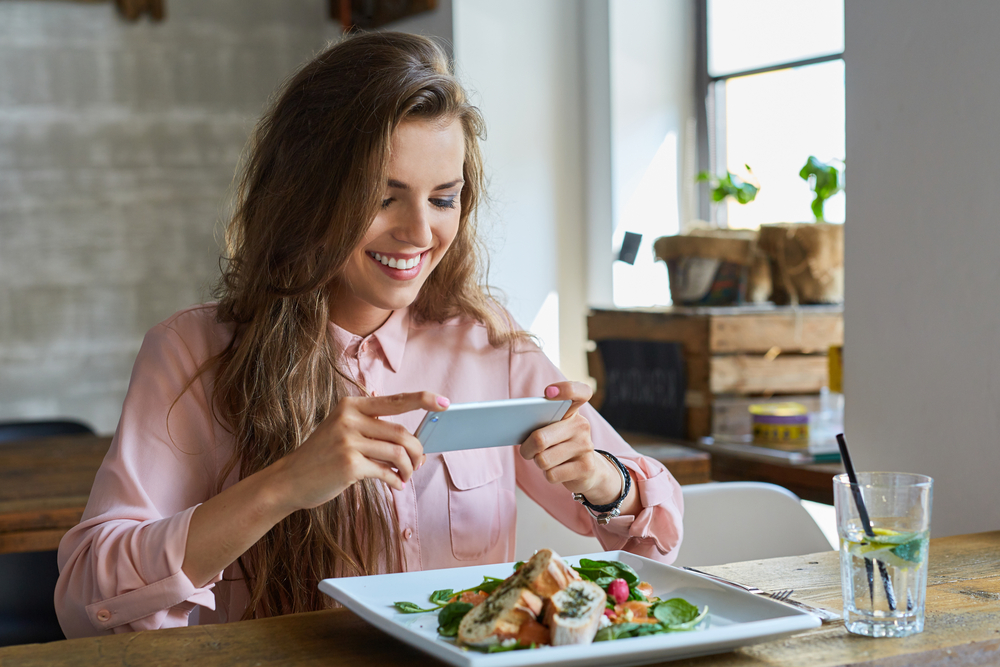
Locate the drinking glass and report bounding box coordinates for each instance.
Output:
[833,472,933,637]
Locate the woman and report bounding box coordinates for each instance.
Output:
[55,31,683,637]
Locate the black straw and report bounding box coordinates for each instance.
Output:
[836,433,897,611]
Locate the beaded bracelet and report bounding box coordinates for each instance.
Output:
[572,450,632,525]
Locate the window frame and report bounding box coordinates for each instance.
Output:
[695,0,845,226]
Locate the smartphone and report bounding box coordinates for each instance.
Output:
[415,397,573,454]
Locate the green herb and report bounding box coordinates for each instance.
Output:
[594,600,709,641]
[486,642,536,653]
[429,589,455,606]
[696,166,759,205]
[393,601,439,614]
[799,155,843,222]
[393,576,505,614]
[437,602,473,637]
[470,576,505,596]
[595,622,667,641]
[574,559,646,606]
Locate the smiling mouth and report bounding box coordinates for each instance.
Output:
[367,251,424,271]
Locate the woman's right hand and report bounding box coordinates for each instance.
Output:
[273,391,450,512]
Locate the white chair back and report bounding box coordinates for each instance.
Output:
[673,482,833,567]
[514,481,833,566]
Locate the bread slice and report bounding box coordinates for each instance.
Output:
[456,577,544,647]
[544,580,607,645]
[517,548,581,598]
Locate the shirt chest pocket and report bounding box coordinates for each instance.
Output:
[441,449,507,561]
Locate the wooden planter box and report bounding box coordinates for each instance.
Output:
[587,305,843,440]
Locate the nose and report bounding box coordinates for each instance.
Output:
[391,203,434,249]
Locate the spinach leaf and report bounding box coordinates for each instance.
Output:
[573,559,639,586]
[472,576,506,595]
[437,602,473,637]
[652,598,709,630]
[429,589,455,606]
[595,622,643,641]
[486,642,536,653]
[595,622,667,641]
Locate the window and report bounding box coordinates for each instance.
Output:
[698,0,845,229]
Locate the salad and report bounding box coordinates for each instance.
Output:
[394,549,708,651]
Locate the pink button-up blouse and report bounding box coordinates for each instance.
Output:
[55,304,684,637]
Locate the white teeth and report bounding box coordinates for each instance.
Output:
[371,252,420,270]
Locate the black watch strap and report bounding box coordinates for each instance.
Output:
[573,450,632,524]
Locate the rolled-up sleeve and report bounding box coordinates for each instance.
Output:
[508,337,684,563]
[56,315,228,637]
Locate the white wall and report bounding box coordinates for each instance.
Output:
[845,0,1000,536]
[453,0,587,380]
[453,1,694,380]
[609,0,695,308]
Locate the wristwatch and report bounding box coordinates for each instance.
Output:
[573,450,632,525]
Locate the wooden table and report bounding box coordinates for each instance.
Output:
[621,431,840,505]
[694,441,843,505]
[0,434,111,554]
[0,434,709,556]
[3,531,998,666]
[619,433,711,486]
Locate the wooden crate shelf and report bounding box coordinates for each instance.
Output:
[587,305,843,440]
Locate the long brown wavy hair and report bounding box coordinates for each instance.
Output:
[211,32,519,620]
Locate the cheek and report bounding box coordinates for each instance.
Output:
[436,215,461,253]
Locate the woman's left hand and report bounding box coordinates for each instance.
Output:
[518,381,626,507]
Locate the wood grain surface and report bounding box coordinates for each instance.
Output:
[0,435,110,553]
[2,532,997,666]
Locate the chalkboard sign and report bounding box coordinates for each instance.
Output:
[595,339,686,438]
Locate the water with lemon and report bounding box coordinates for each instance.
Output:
[840,525,929,637]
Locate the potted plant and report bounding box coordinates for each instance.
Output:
[757,156,845,305]
[653,166,770,305]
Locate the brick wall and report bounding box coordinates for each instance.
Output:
[0,2,346,433]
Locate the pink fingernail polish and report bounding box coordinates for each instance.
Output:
[437,396,451,408]
[545,386,559,398]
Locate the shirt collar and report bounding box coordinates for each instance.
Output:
[371,308,409,373]
[329,308,409,373]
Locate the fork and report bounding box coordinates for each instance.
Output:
[681,567,840,623]
[769,589,794,602]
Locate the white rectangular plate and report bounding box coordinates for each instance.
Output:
[319,551,822,667]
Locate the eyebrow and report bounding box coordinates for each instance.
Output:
[387,179,464,191]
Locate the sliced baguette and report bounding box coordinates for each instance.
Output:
[544,580,607,646]
[517,548,581,598]
[456,578,543,647]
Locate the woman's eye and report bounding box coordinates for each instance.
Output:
[381,197,394,209]
[430,197,457,210]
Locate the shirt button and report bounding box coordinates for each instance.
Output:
[96,609,112,622]
[403,528,413,540]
